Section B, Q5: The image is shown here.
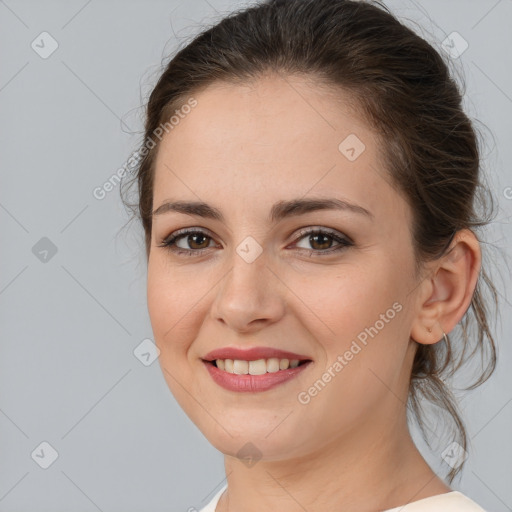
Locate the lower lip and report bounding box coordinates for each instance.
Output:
[203,360,312,392]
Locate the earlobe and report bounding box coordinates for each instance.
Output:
[421,325,448,345]
[410,229,481,346]
[411,318,447,346]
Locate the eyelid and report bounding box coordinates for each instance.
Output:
[291,225,353,245]
[163,226,216,242]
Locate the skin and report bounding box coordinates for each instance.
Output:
[146,73,481,512]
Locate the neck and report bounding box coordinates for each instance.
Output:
[217,412,450,512]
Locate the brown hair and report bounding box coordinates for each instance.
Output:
[121,0,498,483]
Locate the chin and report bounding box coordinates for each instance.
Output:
[198,413,309,462]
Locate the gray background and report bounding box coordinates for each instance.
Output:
[0,0,511,510]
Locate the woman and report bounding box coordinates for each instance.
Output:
[122,0,497,510]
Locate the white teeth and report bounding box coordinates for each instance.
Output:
[267,357,280,373]
[233,360,248,374]
[249,359,267,375]
[214,357,306,374]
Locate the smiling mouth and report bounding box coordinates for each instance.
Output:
[204,357,312,375]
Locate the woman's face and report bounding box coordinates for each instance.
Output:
[147,74,421,460]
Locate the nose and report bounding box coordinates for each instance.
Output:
[210,251,286,334]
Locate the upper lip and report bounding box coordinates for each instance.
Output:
[202,346,312,362]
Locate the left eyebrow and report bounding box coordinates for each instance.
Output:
[151,197,374,222]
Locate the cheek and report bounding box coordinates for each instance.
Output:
[298,259,404,342]
[296,257,413,413]
[146,255,206,355]
[297,269,409,432]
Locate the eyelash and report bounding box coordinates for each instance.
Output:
[157,227,354,257]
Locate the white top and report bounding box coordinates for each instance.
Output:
[199,484,486,511]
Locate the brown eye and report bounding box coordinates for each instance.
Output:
[159,229,216,255]
[293,228,353,255]
[184,233,211,250]
[308,233,334,250]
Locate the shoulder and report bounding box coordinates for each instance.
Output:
[384,491,487,511]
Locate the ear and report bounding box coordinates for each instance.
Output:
[410,229,481,345]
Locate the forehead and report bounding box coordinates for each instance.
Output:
[157,74,372,160]
[152,74,401,223]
